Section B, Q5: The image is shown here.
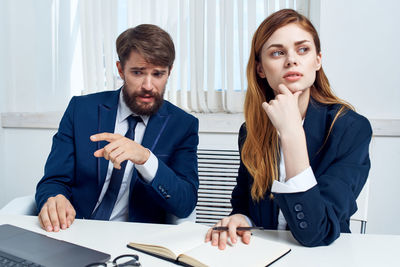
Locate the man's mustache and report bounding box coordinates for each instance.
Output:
[133,90,158,98]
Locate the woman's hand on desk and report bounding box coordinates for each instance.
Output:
[204,214,251,250]
[38,194,76,232]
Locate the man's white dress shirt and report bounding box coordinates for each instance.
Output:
[93,92,159,221]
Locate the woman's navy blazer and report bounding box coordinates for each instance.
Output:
[231,98,372,247]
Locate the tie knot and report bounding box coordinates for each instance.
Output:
[125,115,142,139]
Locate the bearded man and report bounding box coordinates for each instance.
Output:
[35,24,199,232]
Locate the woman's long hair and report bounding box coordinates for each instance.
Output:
[243,9,353,201]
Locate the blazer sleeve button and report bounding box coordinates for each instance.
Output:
[299,221,308,229]
[294,203,303,212]
[296,212,305,220]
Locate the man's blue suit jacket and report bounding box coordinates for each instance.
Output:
[36,89,199,223]
[231,98,372,247]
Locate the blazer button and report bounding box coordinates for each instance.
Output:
[296,212,305,220]
[294,204,303,212]
[165,194,171,199]
[299,221,308,229]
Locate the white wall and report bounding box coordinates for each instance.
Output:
[0,129,56,205]
[0,120,5,206]
[1,0,399,236]
[318,0,400,235]
[319,0,400,118]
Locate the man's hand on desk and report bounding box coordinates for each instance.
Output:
[38,194,76,232]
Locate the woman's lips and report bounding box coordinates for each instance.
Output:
[283,72,302,82]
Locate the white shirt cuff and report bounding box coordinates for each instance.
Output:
[243,215,253,227]
[271,166,317,193]
[135,150,158,183]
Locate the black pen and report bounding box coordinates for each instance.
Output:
[212,226,264,231]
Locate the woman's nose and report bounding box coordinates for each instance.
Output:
[285,52,298,67]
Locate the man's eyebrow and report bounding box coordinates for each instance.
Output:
[266,40,311,49]
[130,67,146,71]
[154,69,167,73]
[129,67,167,73]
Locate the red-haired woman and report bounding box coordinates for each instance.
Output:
[205,9,372,248]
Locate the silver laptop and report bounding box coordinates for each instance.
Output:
[0,224,110,267]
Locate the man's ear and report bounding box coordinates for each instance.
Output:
[256,61,266,78]
[116,61,124,79]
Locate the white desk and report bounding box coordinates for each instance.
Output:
[0,214,399,267]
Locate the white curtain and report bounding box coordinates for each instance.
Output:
[79,0,309,113]
[79,0,118,94]
[0,0,80,112]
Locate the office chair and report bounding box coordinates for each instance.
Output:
[0,194,38,216]
[350,179,370,234]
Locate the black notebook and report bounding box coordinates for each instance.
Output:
[0,224,110,267]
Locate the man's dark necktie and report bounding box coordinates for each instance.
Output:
[92,115,142,220]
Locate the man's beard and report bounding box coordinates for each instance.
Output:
[122,84,165,116]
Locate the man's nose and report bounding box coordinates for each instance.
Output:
[142,75,153,91]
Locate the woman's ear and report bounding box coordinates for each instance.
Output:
[316,52,322,71]
[256,61,266,78]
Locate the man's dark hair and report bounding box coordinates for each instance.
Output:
[116,24,175,70]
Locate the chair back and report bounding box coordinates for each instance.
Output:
[0,195,37,215]
[350,179,370,234]
[196,149,239,225]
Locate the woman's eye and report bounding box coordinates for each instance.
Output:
[298,47,309,54]
[271,51,284,57]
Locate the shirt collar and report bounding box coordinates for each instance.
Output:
[118,90,149,126]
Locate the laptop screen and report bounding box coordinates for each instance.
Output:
[0,224,110,267]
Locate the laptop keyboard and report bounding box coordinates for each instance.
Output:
[0,250,44,267]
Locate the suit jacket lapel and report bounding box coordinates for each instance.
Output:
[141,101,170,151]
[303,98,328,168]
[97,89,120,188]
